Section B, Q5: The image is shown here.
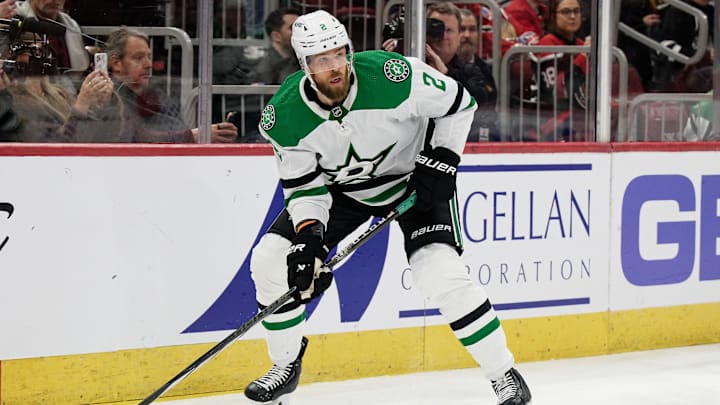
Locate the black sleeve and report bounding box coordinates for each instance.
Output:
[657,7,697,56]
[446,61,497,105]
[620,0,653,31]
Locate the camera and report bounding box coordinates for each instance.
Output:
[382,17,445,44]
[0,17,63,77]
[1,38,56,78]
[1,56,55,78]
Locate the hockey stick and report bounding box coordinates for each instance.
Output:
[137,192,417,405]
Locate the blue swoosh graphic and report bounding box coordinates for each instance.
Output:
[184,183,389,333]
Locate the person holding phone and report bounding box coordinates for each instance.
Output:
[0,35,116,142]
[96,27,237,143]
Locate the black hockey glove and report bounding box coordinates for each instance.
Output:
[409,147,460,212]
[287,220,332,303]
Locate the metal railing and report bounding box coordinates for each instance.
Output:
[499,45,629,142]
[627,93,711,142]
[616,0,709,66]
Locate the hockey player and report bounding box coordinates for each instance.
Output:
[244,9,532,405]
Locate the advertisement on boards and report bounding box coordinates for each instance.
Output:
[0,152,610,359]
[610,152,720,310]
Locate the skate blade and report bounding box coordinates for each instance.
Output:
[247,393,290,405]
[272,393,290,405]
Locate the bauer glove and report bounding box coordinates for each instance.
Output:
[409,147,460,212]
[287,220,332,303]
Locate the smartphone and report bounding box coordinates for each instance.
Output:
[94,52,107,74]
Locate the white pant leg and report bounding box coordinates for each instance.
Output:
[250,232,305,366]
[409,243,514,380]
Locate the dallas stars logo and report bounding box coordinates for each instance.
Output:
[324,143,396,184]
[383,59,410,82]
[261,104,276,131]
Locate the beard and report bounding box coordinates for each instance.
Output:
[314,67,350,105]
[459,41,475,54]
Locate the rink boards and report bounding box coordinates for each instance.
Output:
[0,143,719,404]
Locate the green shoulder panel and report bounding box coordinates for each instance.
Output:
[260,51,413,147]
[351,50,412,111]
[261,70,325,148]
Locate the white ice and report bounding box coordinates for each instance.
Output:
[159,343,720,404]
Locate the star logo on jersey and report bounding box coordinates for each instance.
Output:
[324,143,396,185]
[261,104,276,131]
[383,59,410,82]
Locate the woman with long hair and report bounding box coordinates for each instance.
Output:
[0,36,119,142]
[527,0,590,141]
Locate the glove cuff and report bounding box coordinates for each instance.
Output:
[296,219,325,240]
[416,147,460,176]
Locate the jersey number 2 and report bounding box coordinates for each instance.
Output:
[422,72,446,91]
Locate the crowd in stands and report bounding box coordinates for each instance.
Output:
[0,0,716,143]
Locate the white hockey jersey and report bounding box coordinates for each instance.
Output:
[259,50,477,229]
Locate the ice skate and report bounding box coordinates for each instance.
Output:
[491,368,532,405]
[245,337,308,404]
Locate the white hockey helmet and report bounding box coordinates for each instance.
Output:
[291,10,354,76]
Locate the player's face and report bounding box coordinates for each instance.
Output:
[458,14,479,58]
[554,0,582,38]
[308,47,351,104]
[111,36,152,94]
[427,11,460,64]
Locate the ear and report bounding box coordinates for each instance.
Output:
[109,54,122,73]
[270,30,281,43]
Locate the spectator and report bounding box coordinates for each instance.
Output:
[618,0,661,91]
[652,0,714,92]
[457,8,481,64]
[0,36,117,142]
[530,0,590,141]
[247,7,301,85]
[577,0,591,38]
[384,3,499,140]
[457,7,500,141]
[104,27,237,143]
[0,0,17,19]
[505,0,548,38]
[17,0,89,73]
[534,0,589,103]
[426,3,498,138]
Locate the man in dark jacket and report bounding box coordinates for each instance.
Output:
[652,0,714,91]
[105,27,238,143]
[619,0,661,91]
[427,3,498,141]
[381,2,499,140]
[248,7,301,85]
